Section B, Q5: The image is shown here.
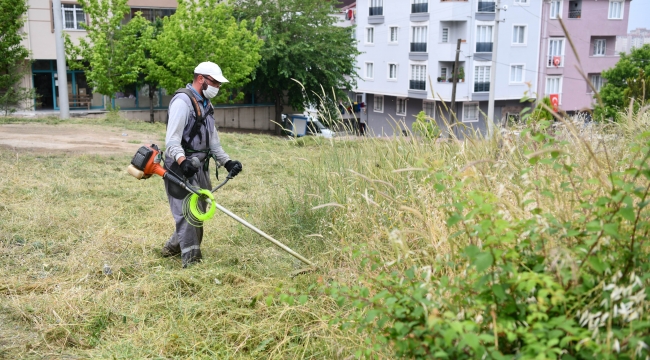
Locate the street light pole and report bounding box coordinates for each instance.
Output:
[52,0,70,119]
[486,0,503,137]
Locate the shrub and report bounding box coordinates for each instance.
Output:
[325,124,650,359]
[412,110,440,140]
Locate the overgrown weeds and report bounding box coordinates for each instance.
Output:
[1,107,649,358]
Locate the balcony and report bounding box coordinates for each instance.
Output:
[478,1,495,12]
[476,42,493,52]
[369,6,383,16]
[410,80,426,91]
[474,82,490,92]
[411,42,427,52]
[412,3,428,13]
[569,10,581,18]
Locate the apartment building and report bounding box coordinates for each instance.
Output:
[536,0,631,114]
[354,0,543,137]
[616,28,650,54]
[21,0,177,111]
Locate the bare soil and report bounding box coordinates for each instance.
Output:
[0,123,161,154]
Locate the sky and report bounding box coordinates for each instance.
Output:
[628,0,650,32]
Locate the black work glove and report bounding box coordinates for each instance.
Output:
[179,158,199,178]
[224,160,242,177]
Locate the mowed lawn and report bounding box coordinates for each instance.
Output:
[0,117,354,359]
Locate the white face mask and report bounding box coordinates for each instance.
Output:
[203,84,219,99]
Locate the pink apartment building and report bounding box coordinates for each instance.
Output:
[537,0,631,114]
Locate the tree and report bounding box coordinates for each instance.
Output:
[594,44,650,120]
[145,0,263,105]
[65,0,147,108]
[235,0,360,134]
[623,68,650,112]
[0,0,34,115]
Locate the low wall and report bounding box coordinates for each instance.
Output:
[85,105,283,132]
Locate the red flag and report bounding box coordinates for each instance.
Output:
[550,94,559,112]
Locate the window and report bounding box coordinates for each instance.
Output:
[545,76,563,103]
[396,98,407,116]
[411,26,427,52]
[514,0,529,3]
[441,28,449,43]
[370,0,383,16]
[510,65,524,83]
[590,74,603,92]
[374,95,384,113]
[474,65,490,92]
[550,0,562,19]
[463,103,479,123]
[365,63,374,79]
[593,39,606,56]
[440,67,448,80]
[389,27,399,43]
[388,64,398,80]
[512,25,526,45]
[608,0,623,19]
[356,94,364,104]
[424,101,435,119]
[412,0,428,13]
[129,8,175,22]
[548,38,565,67]
[366,27,374,44]
[410,64,427,90]
[476,25,493,52]
[62,4,85,30]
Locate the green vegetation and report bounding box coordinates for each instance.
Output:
[1,109,650,358]
[595,44,650,121]
[412,110,441,139]
[0,0,33,115]
[65,0,263,116]
[235,0,360,134]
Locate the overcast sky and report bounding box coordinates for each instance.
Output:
[628,1,650,32]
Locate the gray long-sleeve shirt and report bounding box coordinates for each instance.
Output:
[165,89,230,166]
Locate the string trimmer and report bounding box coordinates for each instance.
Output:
[127,144,315,268]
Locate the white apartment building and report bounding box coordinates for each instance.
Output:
[354,0,543,136]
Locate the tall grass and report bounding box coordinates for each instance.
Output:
[1,106,649,358]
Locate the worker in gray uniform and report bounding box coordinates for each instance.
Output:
[161,61,242,267]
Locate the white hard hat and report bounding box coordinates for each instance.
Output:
[194,61,229,84]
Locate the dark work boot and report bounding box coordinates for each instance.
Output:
[181,248,203,268]
[161,245,181,258]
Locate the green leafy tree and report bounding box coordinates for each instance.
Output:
[623,68,650,112]
[145,0,263,105]
[235,0,360,134]
[0,0,34,115]
[65,0,147,108]
[595,44,650,120]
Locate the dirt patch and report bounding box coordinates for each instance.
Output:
[0,123,161,155]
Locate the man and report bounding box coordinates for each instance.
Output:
[161,61,242,267]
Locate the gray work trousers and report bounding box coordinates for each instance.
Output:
[163,165,212,267]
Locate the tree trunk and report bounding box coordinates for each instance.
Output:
[274,91,284,136]
[149,84,155,123]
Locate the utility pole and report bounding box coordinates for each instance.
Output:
[450,38,462,138]
[52,0,69,119]
[486,0,503,137]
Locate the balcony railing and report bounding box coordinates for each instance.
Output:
[569,10,581,18]
[411,42,427,52]
[474,82,490,92]
[412,3,428,13]
[547,55,565,67]
[410,80,426,90]
[478,1,496,12]
[476,42,493,52]
[369,6,383,16]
